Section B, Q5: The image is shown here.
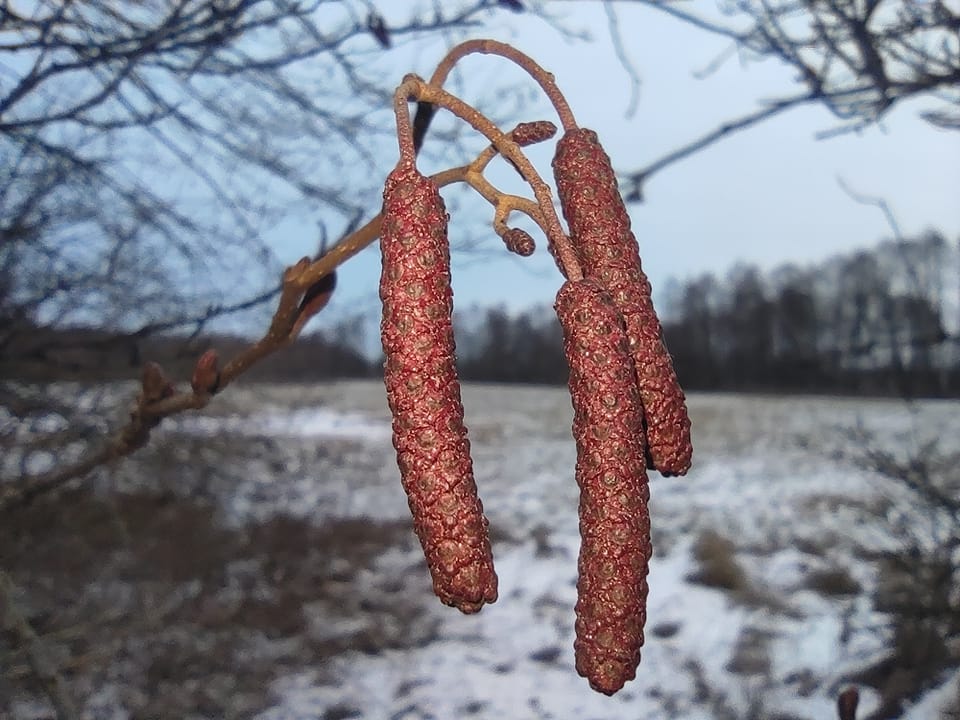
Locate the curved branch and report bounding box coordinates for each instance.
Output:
[428,38,578,130]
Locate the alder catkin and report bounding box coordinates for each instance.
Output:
[555,278,652,695]
[379,160,498,614]
[553,128,692,476]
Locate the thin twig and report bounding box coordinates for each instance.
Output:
[401,75,582,281]
[602,1,642,119]
[0,570,80,720]
[428,38,578,131]
[2,131,558,511]
[623,94,814,201]
[836,177,903,240]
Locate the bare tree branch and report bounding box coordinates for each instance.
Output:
[0,570,80,720]
[609,0,960,195]
[624,94,812,201]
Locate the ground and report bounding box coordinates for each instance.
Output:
[2,381,958,719]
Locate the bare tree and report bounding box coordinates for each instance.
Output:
[618,0,960,199]
[0,0,548,369]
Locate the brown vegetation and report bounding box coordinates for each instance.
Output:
[0,484,430,718]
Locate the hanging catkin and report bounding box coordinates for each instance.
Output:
[553,128,692,476]
[555,278,652,695]
[379,160,498,613]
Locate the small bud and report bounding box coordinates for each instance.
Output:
[141,362,174,404]
[283,256,311,285]
[191,349,221,395]
[837,687,859,720]
[291,270,337,338]
[501,228,535,256]
[511,120,557,147]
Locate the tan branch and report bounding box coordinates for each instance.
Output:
[2,123,559,512]
[429,38,578,131]
[399,74,582,281]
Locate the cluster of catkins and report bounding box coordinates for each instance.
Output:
[378,126,692,695]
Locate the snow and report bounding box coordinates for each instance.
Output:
[171,406,392,441]
[11,380,957,717]
[188,382,955,720]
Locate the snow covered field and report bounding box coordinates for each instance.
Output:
[178,382,960,719]
[4,381,959,719]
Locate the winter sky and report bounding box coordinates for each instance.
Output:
[275,2,959,325]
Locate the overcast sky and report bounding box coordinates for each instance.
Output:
[280,1,959,329]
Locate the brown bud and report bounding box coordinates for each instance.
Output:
[511,120,557,147]
[501,227,535,256]
[837,687,859,720]
[555,278,651,695]
[283,256,311,285]
[379,160,497,613]
[141,362,174,404]
[553,128,692,476]
[291,270,337,338]
[190,349,221,395]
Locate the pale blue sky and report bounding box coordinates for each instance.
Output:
[275,2,959,332]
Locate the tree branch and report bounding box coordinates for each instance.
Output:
[0,570,80,720]
[623,94,813,201]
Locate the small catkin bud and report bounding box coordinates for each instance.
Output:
[141,362,174,404]
[379,160,498,614]
[511,120,557,147]
[837,687,859,720]
[555,278,652,695]
[292,270,337,337]
[553,128,692,476]
[501,227,536,256]
[191,349,221,395]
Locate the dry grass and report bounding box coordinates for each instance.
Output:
[725,626,773,677]
[846,551,959,720]
[686,528,795,615]
[803,566,861,597]
[0,485,433,718]
[687,528,749,593]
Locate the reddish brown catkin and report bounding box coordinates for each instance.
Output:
[555,278,652,695]
[379,160,498,614]
[553,128,692,476]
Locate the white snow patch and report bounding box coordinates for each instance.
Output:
[171,406,391,440]
[252,388,960,719]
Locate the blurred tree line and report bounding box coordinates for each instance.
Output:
[662,230,959,396]
[455,229,960,397]
[5,226,958,399]
[7,229,958,399]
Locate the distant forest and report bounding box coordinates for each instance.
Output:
[454,230,960,398]
[660,231,959,397]
[5,231,959,398]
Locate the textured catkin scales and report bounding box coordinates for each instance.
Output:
[553,128,692,476]
[556,278,652,695]
[379,161,498,613]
